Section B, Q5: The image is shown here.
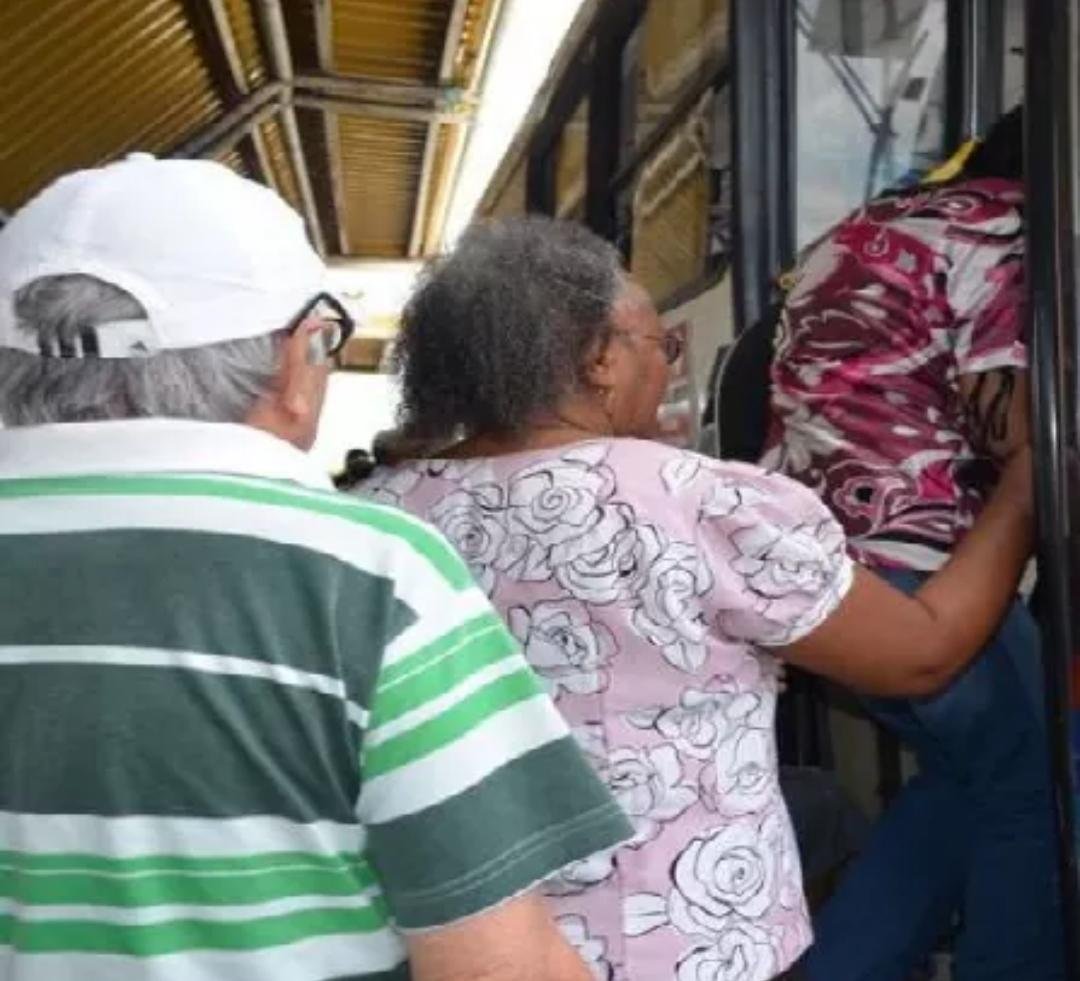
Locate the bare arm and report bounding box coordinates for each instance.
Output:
[406,892,590,981]
[780,446,1034,696]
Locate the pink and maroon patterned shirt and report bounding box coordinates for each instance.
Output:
[762,178,1027,571]
[359,439,854,981]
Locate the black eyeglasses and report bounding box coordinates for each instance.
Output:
[612,329,684,365]
[289,292,355,360]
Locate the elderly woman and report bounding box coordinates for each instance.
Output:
[357,217,1033,981]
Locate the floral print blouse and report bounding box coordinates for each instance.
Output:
[358,439,854,981]
[763,178,1026,572]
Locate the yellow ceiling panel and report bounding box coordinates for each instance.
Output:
[331,0,450,82]
[339,114,428,257]
[257,115,302,215]
[214,146,249,176]
[0,0,222,211]
[222,0,269,91]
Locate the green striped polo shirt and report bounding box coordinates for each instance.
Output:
[0,420,631,981]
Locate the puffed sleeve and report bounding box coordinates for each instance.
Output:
[675,456,856,648]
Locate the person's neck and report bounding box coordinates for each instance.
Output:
[446,409,613,460]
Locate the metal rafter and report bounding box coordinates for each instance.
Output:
[294,74,458,108]
[314,0,349,254]
[170,78,473,161]
[253,0,327,255]
[249,123,281,196]
[179,0,267,183]
[292,94,467,123]
[206,0,249,94]
[419,0,505,256]
[408,0,471,257]
[172,83,286,159]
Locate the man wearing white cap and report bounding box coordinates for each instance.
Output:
[0,156,630,981]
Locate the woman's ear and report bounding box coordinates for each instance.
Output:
[583,333,619,390]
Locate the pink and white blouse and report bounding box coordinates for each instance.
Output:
[358,438,854,981]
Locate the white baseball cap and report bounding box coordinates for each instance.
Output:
[0,153,328,358]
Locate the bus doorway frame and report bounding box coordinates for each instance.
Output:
[730,0,1080,971]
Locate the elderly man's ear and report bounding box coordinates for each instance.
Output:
[245,322,330,450]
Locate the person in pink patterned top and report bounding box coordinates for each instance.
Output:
[763,108,1064,981]
[358,216,1033,981]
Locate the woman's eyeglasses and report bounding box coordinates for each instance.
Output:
[289,292,356,360]
[612,329,684,365]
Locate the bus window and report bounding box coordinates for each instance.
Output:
[555,96,589,222]
[794,0,949,247]
[1001,0,1025,109]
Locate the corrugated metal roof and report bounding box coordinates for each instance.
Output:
[340,115,429,256]
[257,115,302,214]
[332,0,451,82]
[222,0,269,91]
[0,0,221,210]
[0,0,502,259]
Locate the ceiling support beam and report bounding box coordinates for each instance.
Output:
[408,0,471,257]
[254,0,327,255]
[172,83,285,158]
[294,73,457,108]
[179,0,272,185]
[209,0,272,185]
[205,0,249,94]
[420,0,504,255]
[248,123,281,196]
[172,79,472,162]
[292,94,467,123]
[314,0,349,255]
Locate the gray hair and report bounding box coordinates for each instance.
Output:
[394,215,626,438]
[0,275,283,426]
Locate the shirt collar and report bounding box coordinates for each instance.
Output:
[0,419,333,490]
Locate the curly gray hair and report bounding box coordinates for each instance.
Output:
[394,216,625,438]
[0,275,282,426]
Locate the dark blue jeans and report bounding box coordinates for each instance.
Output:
[803,570,1064,981]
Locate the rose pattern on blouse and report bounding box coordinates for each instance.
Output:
[430,484,513,594]
[554,506,663,605]
[699,727,777,818]
[362,438,854,981]
[502,444,618,579]
[508,598,617,698]
[716,517,850,647]
[548,848,619,897]
[559,915,616,981]
[628,677,745,761]
[631,540,714,673]
[599,744,697,847]
[361,466,422,507]
[675,923,780,981]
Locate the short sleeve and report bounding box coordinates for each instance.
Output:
[689,459,855,648]
[948,200,1028,376]
[356,551,631,930]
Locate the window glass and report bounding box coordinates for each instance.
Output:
[488,159,527,219]
[1001,0,1025,110]
[555,96,589,219]
[794,0,949,247]
[623,0,728,156]
[630,91,714,303]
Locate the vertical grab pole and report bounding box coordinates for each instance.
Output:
[1025,0,1080,975]
[730,0,796,334]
